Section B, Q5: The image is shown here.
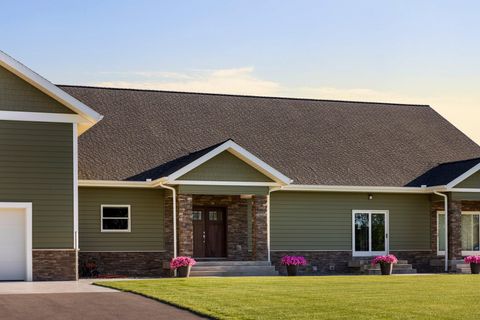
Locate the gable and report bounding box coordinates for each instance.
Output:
[0,66,74,114]
[454,171,480,188]
[177,151,275,182]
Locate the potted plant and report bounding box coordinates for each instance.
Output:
[464,256,480,274]
[371,254,398,275]
[281,256,307,276]
[170,256,196,278]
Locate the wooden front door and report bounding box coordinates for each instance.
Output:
[192,207,227,258]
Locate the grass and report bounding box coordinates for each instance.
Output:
[96,275,480,319]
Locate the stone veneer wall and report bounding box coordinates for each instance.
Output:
[33,250,77,281]
[252,195,268,260]
[78,251,170,277]
[271,251,353,275]
[191,195,250,260]
[271,250,441,275]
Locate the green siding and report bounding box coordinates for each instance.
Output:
[270,191,431,251]
[79,187,165,251]
[178,185,269,195]
[451,192,480,201]
[0,121,73,248]
[455,172,480,188]
[0,66,74,114]
[178,151,274,182]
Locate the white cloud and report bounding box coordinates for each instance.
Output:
[95,67,280,96]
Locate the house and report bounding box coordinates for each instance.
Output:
[1,51,480,281]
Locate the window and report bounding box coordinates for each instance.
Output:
[101,205,131,232]
[437,211,480,255]
[352,210,389,256]
[192,210,202,221]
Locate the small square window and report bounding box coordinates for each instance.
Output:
[101,205,131,232]
[193,211,202,221]
[209,211,222,221]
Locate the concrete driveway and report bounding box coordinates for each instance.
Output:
[0,281,204,320]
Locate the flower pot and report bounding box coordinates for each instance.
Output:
[471,263,480,274]
[286,265,299,276]
[380,262,393,275]
[177,265,192,278]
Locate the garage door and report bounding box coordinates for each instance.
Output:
[0,208,26,281]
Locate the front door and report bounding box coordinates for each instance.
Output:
[193,207,227,258]
[352,210,389,256]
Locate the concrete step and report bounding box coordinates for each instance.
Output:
[190,270,278,277]
[190,260,279,277]
[194,260,271,266]
[193,265,277,273]
[367,268,417,275]
[349,260,408,268]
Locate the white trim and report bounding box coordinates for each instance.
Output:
[436,211,446,256]
[100,205,131,233]
[352,210,389,257]
[446,188,480,193]
[0,202,33,281]
[0,111,89,124]
[73,124,79,280]
[270,250,353,252]
[165,140,292,185]
[79,180,155,188]
[0,50,102,125]
[446,162,480,188]
[459,211,480,256]
[284,184,432,193]
[79,250,167,253]
[169,180,279,187]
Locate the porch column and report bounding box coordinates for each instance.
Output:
[177,194,193,257]
[252,195,269,261]
[447,198,462,268]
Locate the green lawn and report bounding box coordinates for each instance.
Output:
[96,275,480,319]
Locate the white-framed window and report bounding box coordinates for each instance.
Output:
[437,211,480,256]
[352,210,389,257]
[101,205,131,232]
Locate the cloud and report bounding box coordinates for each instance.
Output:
[91,67,480,143]
[95,67,280,96]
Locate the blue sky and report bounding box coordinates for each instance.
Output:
[2,1,480,142]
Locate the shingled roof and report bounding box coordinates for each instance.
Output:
[59,85,480,186]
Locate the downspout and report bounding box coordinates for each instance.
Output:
[434,191,448,272]
[268,186,283,263]
[157,184,177,261]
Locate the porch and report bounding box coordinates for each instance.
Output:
[167,193,270,262]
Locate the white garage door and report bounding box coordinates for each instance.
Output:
[0,208,26,281]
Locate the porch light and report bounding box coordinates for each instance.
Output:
[368,194,373,200]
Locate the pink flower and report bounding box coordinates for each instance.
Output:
[170,256,196,269]
[371,254,398,266]
[464,255,480,264]
[281,256,307,266]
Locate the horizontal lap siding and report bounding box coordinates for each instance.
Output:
[0,121,73,248]
[178,185,269,195]
[455,172,480,188]
[79,187,165,251]
[177,151,274,182]
[270,191,431,251]
[0,66,74,113]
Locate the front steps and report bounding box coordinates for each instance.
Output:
[348,259,417,275]
[190,260,279,277]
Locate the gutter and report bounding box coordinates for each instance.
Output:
[434,191,448,272]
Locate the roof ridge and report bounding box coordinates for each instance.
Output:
[57,84,430,107]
